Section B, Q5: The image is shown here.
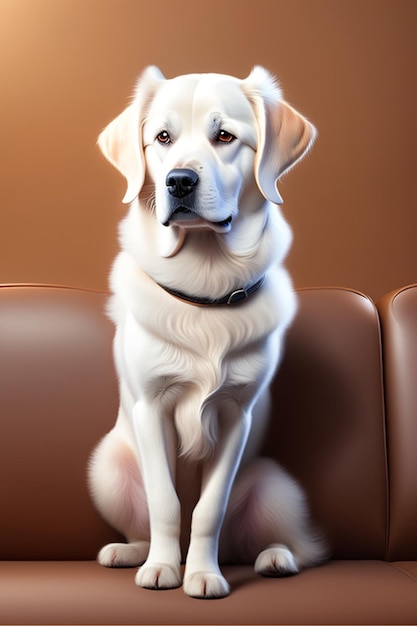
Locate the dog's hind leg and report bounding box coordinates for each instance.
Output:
[221,458,327,575]
[88,428,150,567]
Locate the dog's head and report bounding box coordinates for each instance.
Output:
[99,66,316,254]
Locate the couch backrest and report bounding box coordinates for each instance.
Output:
[0,284,415,561]
[0,285,120,559]
[265,287,388,559]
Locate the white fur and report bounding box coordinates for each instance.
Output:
[88,66,326,598]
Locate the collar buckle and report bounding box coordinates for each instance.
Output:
[227,288,248,305]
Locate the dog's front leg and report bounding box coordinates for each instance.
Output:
[132,400,182,590]
[184,404,251,598]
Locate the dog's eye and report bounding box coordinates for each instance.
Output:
[156,131,171,145]
[216,130,236,144]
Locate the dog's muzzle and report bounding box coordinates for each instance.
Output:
[163,168,233,232]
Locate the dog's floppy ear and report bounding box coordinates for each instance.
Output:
[97,66,164,204]
[243,66,317,205]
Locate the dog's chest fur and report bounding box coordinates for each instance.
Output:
[109,250,293,458]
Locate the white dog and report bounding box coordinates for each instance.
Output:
[89,66,326,599]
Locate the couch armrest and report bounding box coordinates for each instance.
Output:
[377,284,417,560]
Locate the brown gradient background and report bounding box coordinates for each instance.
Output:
[1,0,416,300]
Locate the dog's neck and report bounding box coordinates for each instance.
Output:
[120,199,291,302]
[156,275,265,307]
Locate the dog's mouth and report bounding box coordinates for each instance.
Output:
[163,208,233,233]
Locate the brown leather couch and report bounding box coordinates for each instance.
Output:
[1,283,416,625]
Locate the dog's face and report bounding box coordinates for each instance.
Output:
[142,73,260,234]
[99,66,316,251]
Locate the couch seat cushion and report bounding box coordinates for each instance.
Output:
[1,560,416,625]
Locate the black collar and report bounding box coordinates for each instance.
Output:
[157,276,265,306]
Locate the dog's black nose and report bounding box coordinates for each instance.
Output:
[166,168,199,198]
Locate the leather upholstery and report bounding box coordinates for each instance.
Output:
[0,285,120,559]
[1,561,417,625]
[377,285,417,560]
[0,283,416,624]
[266,287,387,559]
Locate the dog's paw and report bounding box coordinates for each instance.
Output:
[97,541,149,567]
[254,544,299,577]
[135,562,182,590]
[183,572,231,599]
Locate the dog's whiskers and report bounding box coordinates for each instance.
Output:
[140,186,157,213]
